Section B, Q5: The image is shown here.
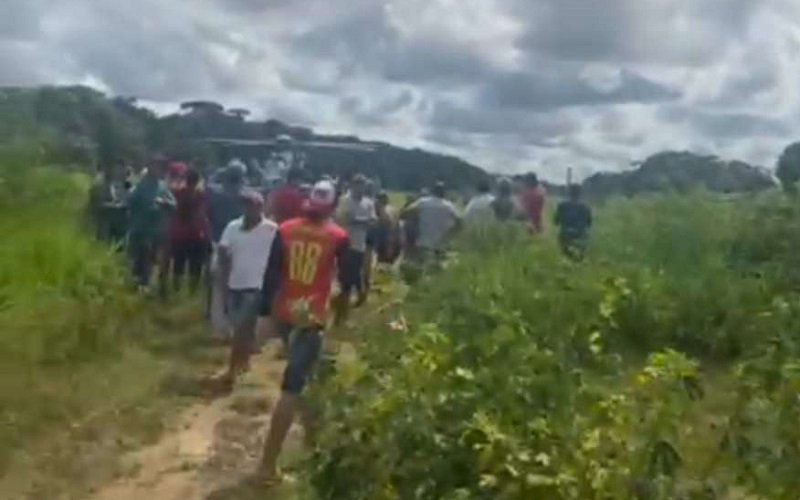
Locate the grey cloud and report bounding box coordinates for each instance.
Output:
[280,65,346,95]
[715,70,777,105]
[380,41,496,85]
[510,0,761,65]
[429,100,577,143]
[479,69,679,110]
[694,113,790,139]
[293,3,394,75]
[659,106,791,138]
[338,90,416,126]
[215,0,296,14]
[707,50,780,106]
[0,0,45,41]
[0,41,62,86]
[52,4,245,101]
[292,3,498,86]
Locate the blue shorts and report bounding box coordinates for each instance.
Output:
[227,289,262,344]
[275,321,323,395]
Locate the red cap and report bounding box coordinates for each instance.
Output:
[167,162,188,177]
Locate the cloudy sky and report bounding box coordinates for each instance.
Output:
[2,0,799,179]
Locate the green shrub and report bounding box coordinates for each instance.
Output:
[307,192,800,499]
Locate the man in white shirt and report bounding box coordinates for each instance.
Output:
[402,181,462,262]
[464,180,496,225]
[338,175,377,306]
[216,190,278,389]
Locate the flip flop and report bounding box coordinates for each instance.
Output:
[262,470,296,488]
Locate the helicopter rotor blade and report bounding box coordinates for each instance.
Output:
[199,138,278,147]
[298,140,379,152]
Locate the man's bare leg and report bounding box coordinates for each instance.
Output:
[331,292,350,328]
[298,399,316,447]
[260,392,299,478]
[360,249,373,304]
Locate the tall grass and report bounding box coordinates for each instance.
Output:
[0,143,158,476]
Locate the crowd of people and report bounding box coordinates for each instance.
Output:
[85,156,593,485]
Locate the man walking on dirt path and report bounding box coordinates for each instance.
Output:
[207,162,247,339]
[554,184,592,261]
[256,180,350,486]
[401,181,462,263]
[216,191,278,389]
[126,158,176,290]
[518,173,546,234]
[464,179,495,225]
[372,191,402,266]
[168,168,209,293]
[338,174,377,307]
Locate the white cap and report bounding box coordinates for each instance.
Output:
[305,180,337,211]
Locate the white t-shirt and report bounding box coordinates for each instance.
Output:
[340,194,376,252]
[219,217,278,290]
[464,193,496,224]
[408,196,461,250]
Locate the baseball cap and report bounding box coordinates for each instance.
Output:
[303,180,337,213]
[167,162,188,177]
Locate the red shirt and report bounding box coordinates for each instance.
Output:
[168,187,208,242]
[262,217,348,324]
[268,185,306,224]
[519,186,546,233]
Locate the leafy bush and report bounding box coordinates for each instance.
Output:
[307,192,800,499]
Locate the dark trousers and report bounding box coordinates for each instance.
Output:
[559,232,588,261]
[339,248,366,296]
[171,239,208,292]
[128,235,156,287]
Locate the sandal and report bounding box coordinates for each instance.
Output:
[262,470,296,488]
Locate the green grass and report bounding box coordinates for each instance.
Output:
[0,143,220,499]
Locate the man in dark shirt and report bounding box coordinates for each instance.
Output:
[554,185,592,260]
[206,164,247,337]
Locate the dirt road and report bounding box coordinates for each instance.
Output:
[85,273,402,500]
[87,344,301,500]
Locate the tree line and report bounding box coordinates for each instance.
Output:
[0,85,796,195]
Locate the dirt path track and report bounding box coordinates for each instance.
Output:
[88,345,300,500]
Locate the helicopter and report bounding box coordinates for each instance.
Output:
[198,134,379,190]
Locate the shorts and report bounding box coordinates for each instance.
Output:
[275,321,323,395]
[365,226,378,250]
[227,289,262,344]
[339,248,365,294]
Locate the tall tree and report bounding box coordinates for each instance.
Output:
[179,101,225,115]
[777,142,800,194]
